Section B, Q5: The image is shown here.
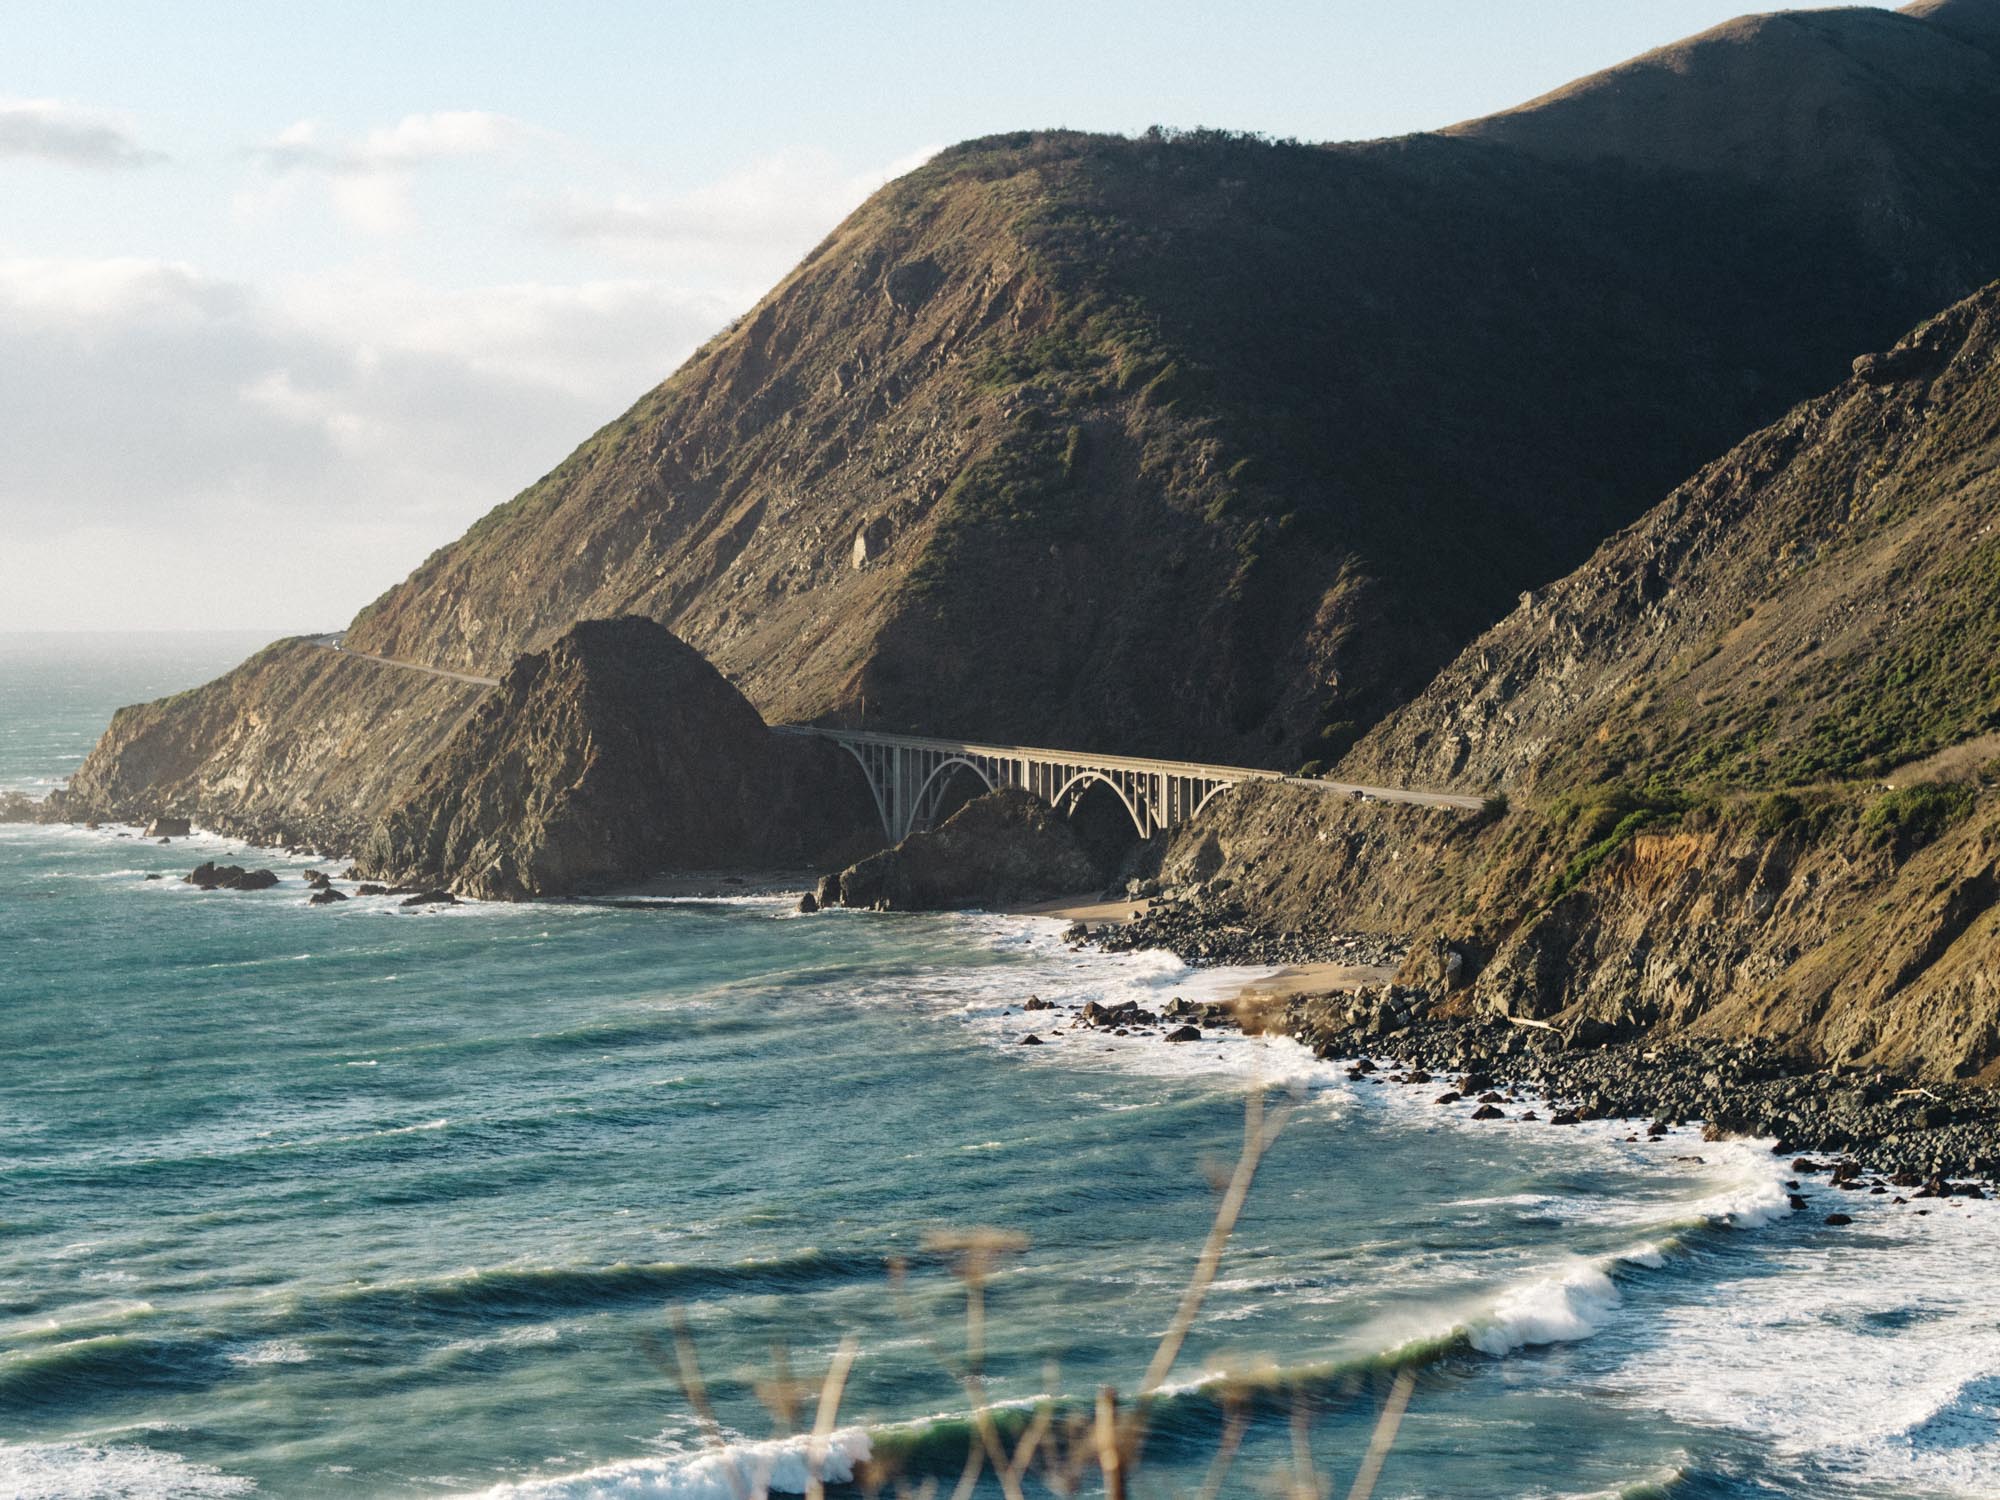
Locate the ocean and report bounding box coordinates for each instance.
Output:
[2,633,1997,1500]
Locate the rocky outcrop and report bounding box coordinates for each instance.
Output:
[356,617,878,900]
[826,788,1100,911]
[0,792,53,824]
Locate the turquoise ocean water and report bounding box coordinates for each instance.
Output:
[3,633,1998,1499]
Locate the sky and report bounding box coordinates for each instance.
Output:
[1,1,1901,633]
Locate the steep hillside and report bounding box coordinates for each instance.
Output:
[358,617,877,898]
[1153,281,2000,1081]
[49,0,2000,843]
[1449,0,2000,302]
[1342,283,2000,800]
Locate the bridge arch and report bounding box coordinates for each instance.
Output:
[827,739,896,843]
[1192,781,1235,819]
[910,755,996,837]
[1052,770,1149,840]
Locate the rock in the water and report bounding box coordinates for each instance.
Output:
[1023,996,1054,1011]
[1165,1024,1202,1042]
[185,862,278,891]
[797,891,819,914]
[1824,1212,1854,1226]
[147,816,191,838]
[355,883,388,897]
[828,788,1102,912]
[309,888,348,905]
[1472,1104,1506,1120]
[400,889,459,908]
[1019,1034,1045,1046]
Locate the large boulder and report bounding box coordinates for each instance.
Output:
[357,616,877,899]
[186,862,279,891]
[830,787,1102,911]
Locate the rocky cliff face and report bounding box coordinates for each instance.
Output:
[357,617,878,899]
[50,640,484,851]
[54,0,2000,850]
[1152,281,2000,1082]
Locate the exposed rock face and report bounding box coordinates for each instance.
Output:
[55,638,484,852]
[358,617,878,900]
[829,788,1100,911]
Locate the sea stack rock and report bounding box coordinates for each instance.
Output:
[357,616,876,899]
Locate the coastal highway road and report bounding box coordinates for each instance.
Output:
[310,637,1487,813]
[312,635,499,688]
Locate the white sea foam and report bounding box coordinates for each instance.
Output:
[469,1428,872,1500]
[226,1339,311,1366]
[1603,1188,2000,1497]
[0,1440,255,1497]
[1465,1255,1624,1355]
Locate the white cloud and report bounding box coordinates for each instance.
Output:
[254,110,529,173]
[247,110,534,234]
[551,144,939,264]
[0,256,736,630]
[0,99,162,168]
[0,137,937,630]
[357,110,526,166]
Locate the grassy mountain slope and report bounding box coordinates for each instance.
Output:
[341,0,2000,765]
[1164,281,2000,1080]
[49,0,2000,847]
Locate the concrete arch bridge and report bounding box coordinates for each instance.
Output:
[771,726,1484,843]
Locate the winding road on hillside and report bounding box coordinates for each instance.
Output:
[313,634,500,688]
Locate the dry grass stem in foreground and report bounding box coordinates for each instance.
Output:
[656,1087,1414,1499]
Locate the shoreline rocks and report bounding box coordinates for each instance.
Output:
[1286,1005,2000,1185]
[1086,887,1407,969]
[1075,896,2000,1186]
